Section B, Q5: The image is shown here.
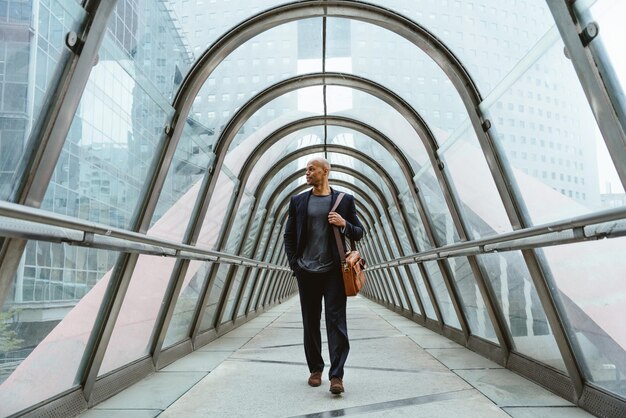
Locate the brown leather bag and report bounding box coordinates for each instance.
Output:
[331,193,366,296]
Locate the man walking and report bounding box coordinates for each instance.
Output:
[283,157,364,394]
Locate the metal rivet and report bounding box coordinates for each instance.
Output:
[65,31,78,48]
[580,21,599,46]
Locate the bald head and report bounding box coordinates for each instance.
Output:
[305,157,331,191]
[307,157,331,172]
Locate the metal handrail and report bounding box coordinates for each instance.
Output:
[0,201,288,271]
[365,205,626,270]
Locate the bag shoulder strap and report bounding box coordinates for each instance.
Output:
[331,193,347,263]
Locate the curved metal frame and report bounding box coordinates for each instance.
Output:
[6,0,626,414]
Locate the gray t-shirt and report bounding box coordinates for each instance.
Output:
[297,194,335,273]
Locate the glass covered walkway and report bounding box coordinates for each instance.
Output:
[0,0,625,417]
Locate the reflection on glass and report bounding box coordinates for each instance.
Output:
[223,193,254,254]
[424,260,461,329]
[439,125,513,238]
[198,264,231,332]
[448,257,497,342]
[327,18,466,145]
[148,120,214,241]
[414,167,460,246]
[388,205,420,314]
[0,0,84,200]
[236,269,257,319]
[195,168,237,249]
[381,218,408,310]
[162,261,213,349]
[483,38,624,225]
[0,244,118,416]
[356,1,555,98]
[221,267,245,324]
[478,252,566,371]
[542,238,626,398]
[408,264,436,319]
[400,192,432,251]
[192,19,322,155]
[99,255,177,375]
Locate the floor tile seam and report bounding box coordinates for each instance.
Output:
[287,388,479,418]
[91,407,165,411]
[151,371,213,413]
[449,368,510,408]
[227,357,455,376]
[251,334,405,350]
[502,405,583,409]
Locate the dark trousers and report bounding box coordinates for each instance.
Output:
[295,266,349,380]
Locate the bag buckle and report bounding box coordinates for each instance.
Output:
[342,262,349,272]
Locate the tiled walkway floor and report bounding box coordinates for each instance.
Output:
[81,296,593,417]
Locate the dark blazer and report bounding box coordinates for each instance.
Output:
[284,188,364,273]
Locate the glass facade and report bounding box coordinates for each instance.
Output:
[0,0,625,416]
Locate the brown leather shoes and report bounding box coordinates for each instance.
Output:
[308,371,322,387]
[329,377,344,394]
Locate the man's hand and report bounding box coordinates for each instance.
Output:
[328,211,346,228]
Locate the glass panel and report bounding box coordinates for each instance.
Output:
[223,193,254,254]
[329,127,409,194]
[238,127,323,189]
[482,36,624,225]
[414,165,460,246]
[356,1,555,97]
[0,0,84,200]
[448,257,497,342]
[194,19,322,164]
[223,87,323,174]
[542,238,626,398]
[408,264,437,319]
[372,224,400,307]
[478,252,566,371]
[162,260,214,349]
[329,88,430,170]
[221,267,245,324]
[439,123,513,238]
[388,205,420,314]
[0,243,118,416]
[148,120,215,241]
[243,208,266,258]
[424,260,461,329]
[106,0,192,100]
[381,217,408,310]
[198,264,230,332]
[99,255,176,375]
[327,18,467,144]
[170,0,306,75]
[40,36,176,228]
[236,269,256,318]
[400,191,432,251]
[195,168,237,248]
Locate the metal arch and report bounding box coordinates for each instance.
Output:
[215,142,426,324]
[174,71,476,338]
[223,130,441,322]
[262,173,409,308]
[242,145,428,313]
[251,181,378,312]
[159,0,568,379]
[270,182,410,311]
[196,156,393,331]
[216,158,408,324]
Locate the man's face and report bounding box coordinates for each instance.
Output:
[305,160,327,186]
